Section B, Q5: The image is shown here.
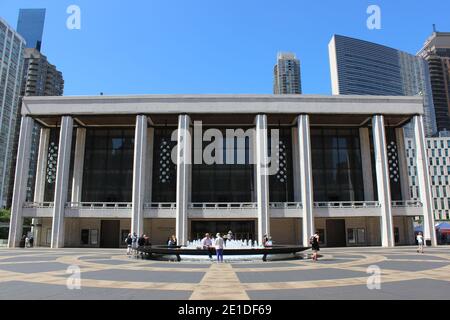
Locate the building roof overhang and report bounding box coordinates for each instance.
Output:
[22,94,424,128]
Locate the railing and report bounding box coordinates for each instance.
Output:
[66,202,132,209]
[189,203,257,209]
[313,201,381,208]
[144,203,177,209]
[23,202,54,208]
[269,202,303,209]
[391,200,423,208]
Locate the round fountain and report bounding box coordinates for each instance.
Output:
[136,238,308,262]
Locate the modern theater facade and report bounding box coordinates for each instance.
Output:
[8,95,437,248]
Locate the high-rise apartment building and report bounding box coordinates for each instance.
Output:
[16,9,46,52]
[6,48,64,205]
[418,31,450,133]
[21,48,64,97]
[5,9,64,208]
[273,52,302,94]
[329,35,437,137]
[0,18,26,207]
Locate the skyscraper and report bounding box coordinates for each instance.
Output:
[16,9,46,52]
[6,48,64,206]
[329,35,437,136]
[0,18,26,207]
[273,52,302,94]
[418,31,450,134]
[5,9,64,208]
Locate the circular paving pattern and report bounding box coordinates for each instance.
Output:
[0,247,449,300]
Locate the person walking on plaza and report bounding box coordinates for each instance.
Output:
[417,232,424,253]
[201,233,213,259]
[215,233,224,263]
[310,231,320,262]
[125,233,133,255]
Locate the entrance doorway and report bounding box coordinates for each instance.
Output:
[191,221,255,241]
[326,219,346,247]
[100,220,120,248]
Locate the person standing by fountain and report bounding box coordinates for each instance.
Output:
[168,235,177,247]
[262,234,269,246]
[311,231,320,262]
[201,233,213,259]
[131,232,138,256]
[215,233,224,263]
[125,233,133,255]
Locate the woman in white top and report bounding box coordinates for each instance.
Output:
[416,232,424,253]
[215,233,224,263]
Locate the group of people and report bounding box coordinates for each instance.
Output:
[201,232,225,262]
[125,232,151,256]
[167,235,177,247]
[123,229,431,263]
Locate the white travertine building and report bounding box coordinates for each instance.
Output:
[8,94,437,248]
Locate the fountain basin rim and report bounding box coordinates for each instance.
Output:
[137,245,309,259]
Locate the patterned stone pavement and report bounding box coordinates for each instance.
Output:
[0,246,449,300]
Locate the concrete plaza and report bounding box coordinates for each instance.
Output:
[0,246,449,300]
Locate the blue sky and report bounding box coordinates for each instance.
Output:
[1,0,449,96]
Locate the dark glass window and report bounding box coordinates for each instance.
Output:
[152,128,177,202]
[269,127,294,202]
[82,128,134,202]
[67,131,76,201]
[311,128,364,202]
[192,127,254,203]
[368,129,379,201]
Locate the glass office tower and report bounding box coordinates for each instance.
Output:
[17,9,46,51]
[329,35,437,137]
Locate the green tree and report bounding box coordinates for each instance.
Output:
[0,209,10,223]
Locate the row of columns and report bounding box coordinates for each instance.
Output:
[8,113,437,248]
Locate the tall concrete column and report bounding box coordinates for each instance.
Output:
[298,115,314,247]
[51,116,73,248]
[372,115,394,247]
[255,114,270,244]
[8,116,34,248]
[71,128,86,204]
[291,127,301,202]
[413,115,437,246]
[359,128,374,201]
[176,114,191,245]
[32,127,50,247]
[131,115,148,237]
[395,128,411,201]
